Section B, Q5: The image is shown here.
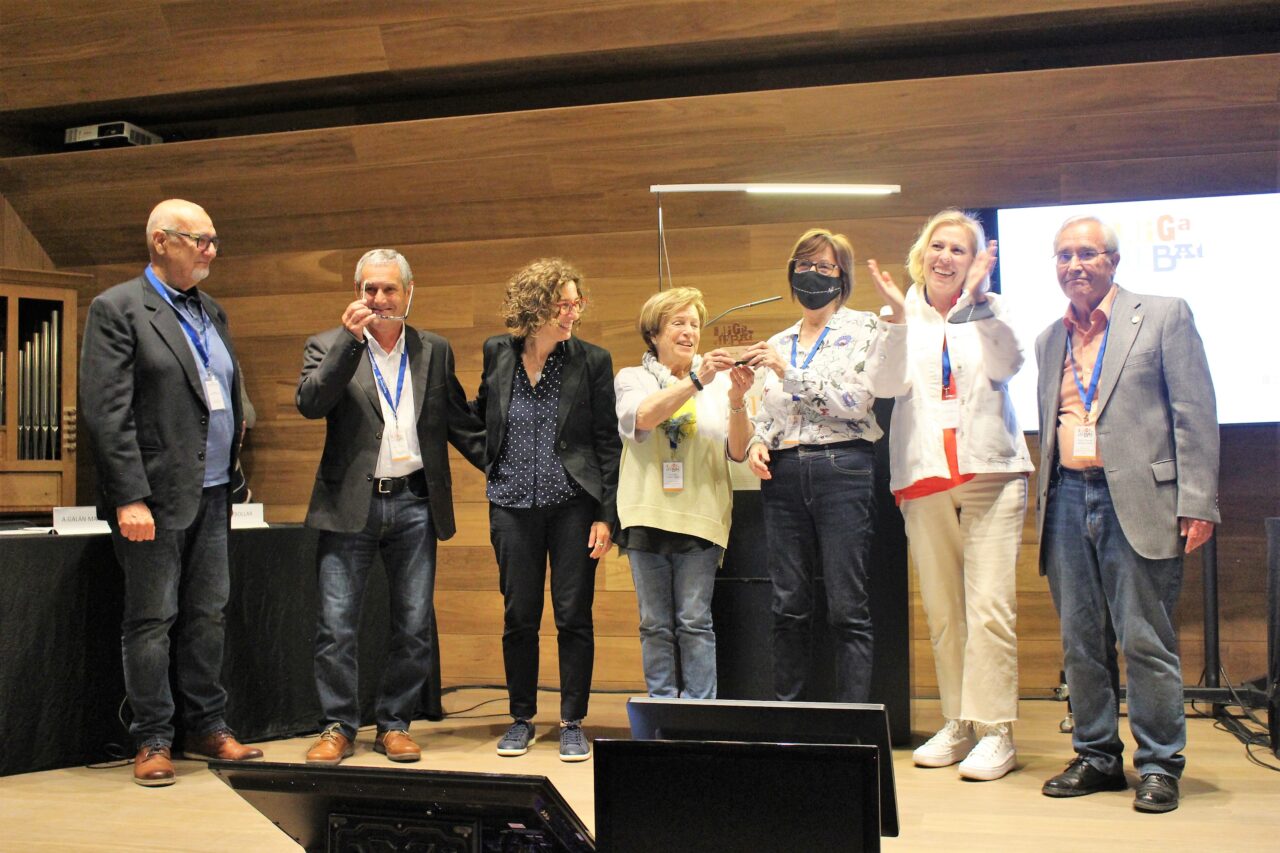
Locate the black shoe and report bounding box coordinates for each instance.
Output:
[1134,773,1179,813]
[1042,756,1128,798]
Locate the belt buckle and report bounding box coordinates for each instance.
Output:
[377,477,394,494]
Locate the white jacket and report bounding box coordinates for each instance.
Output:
[880,285,1033,493]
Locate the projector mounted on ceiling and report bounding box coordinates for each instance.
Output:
[63,121,162,150]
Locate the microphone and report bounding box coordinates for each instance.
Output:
[706,295,782,326]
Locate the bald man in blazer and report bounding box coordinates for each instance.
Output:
[297,248,483,767]
[1035,215,1219,813]
[80,199,263,787]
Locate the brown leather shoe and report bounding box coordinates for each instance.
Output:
[306,724,354,765]
[375,729,422,763]
[134,744,175,787]
[183,728,264,761]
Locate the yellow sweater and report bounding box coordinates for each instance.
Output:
[614,366,735,549]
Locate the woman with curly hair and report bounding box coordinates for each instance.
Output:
[614,287,753,699]
[469,258,621,762]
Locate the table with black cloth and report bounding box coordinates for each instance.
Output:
[0,524,441,777]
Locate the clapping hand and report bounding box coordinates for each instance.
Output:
[964,240,998,304]
[865,260,906,323]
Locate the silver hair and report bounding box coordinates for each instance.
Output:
[1054,215,1120,254]
[354,248,413,285]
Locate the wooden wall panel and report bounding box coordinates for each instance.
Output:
[0,191,53,270]
[3,54,1277,267]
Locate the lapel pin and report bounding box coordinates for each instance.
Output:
[1131,315,1140,324]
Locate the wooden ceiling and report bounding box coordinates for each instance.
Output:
[0,2,1210,108]
[2,1,1276,131]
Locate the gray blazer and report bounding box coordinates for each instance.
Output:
[296,326,483,538]
[1034,285,1220,566]
[80,275,243,529]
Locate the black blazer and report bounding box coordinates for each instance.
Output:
[470,334,621,530]
[80,275,244,529]
[296,325,483,538]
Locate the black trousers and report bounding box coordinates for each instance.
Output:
[489,495,599,721]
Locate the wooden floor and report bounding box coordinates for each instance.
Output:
[2,690,1277,851]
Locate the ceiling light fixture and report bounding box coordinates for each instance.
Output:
[650,183,901,196]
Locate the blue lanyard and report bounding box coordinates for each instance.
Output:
[1066,319,1111,417]
[146,268,210,368]
[941,340,952,389]
[790,326,830,402]
[367,345,408,424]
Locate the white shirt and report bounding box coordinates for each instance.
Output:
[880,286,1033,492]
[365,327,423,478]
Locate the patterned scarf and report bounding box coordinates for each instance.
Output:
[643,350,700,449]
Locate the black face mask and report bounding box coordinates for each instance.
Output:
[789,269,843,310]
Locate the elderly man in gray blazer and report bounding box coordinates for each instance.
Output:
[1035,215,1219,813]
[296,249,482,766]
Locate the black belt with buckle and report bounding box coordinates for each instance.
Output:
[373,469,427,496]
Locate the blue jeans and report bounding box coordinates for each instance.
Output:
[112,485,230,748]
[314,487,437,739]
[761,443,876,703]
[1043,468,1186,778]
[627,545,722,699]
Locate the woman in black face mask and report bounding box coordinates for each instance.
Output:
[741,228,905,704]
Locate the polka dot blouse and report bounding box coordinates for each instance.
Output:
[486,342,584,508]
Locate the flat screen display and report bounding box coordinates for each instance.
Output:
[595,739,881,853]
[625,696,897,837]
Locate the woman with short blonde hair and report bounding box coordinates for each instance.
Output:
[868,209,1033,781]
[615,286,752,698]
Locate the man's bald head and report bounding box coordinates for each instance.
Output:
[146,199,217,291]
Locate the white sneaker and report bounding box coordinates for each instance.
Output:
[913,719,976,767]
[958,723,1016,781]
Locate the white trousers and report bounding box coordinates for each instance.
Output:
[902,473,1026,724]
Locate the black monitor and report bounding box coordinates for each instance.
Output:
[595,739,881,853]
[209,760,594,852]
[626,696,898,837]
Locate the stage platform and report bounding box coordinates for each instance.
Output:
[1,690,1276,851]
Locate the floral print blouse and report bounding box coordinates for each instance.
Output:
[751,306,907,449]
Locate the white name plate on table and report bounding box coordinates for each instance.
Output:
[52,506,111,536]
[231,503,269,530]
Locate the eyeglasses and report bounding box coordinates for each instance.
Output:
[164,229,221,252]
[1054,248,1108,265]
[791,259,840,276]
[555,298,587,315]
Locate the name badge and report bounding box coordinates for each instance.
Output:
[1073,424,1098,459]
[388,426,413,462]
[938,398,960,430]
[204,376,227,412]
[663,461,684,492]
